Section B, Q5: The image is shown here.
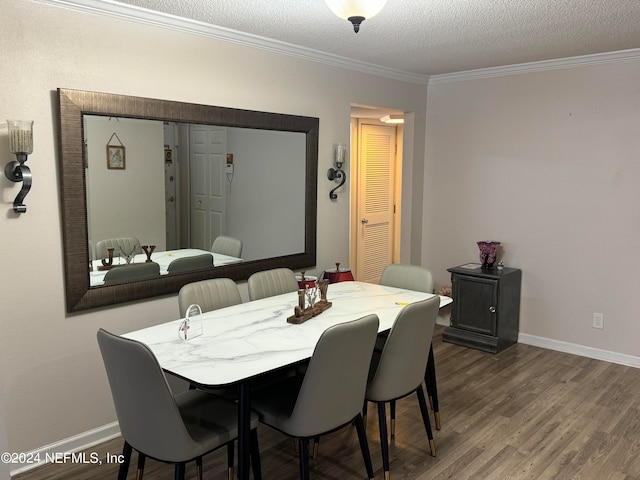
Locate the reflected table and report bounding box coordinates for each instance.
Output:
[89,248,243,286]
[124,281,452,480]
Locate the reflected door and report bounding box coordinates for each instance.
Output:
[190,125,227,251]
[355,124,396,283]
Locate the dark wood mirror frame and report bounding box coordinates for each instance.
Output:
[58,88,318,312]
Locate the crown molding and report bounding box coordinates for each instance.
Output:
[429,48,640,85]
[34,0,430,85]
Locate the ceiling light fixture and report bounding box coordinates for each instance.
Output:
[324,0,388,33]
[380,114,404,124]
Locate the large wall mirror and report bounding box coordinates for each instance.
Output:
[58,88,318,312]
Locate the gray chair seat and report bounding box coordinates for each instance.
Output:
[252,314,379,480]
[102,262,160,286]
[167,253,214,274]
[211,235,243,258]
[97,329,261,480]
[247,268,298,301]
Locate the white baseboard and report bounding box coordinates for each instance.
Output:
[10,422,120,476]
[518,333,640,368]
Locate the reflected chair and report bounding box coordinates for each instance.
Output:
[251,314,379,480]
[379,263,442,430]
[365,296,440,479]
[95,236,142,259]
[178,278,242,316]
[168,254,214,274]
[96,329,262,480]
[211,235,243,258]
[247,268,298,301]
[103,262,161,286]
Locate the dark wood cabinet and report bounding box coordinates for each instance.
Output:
[443,264,521,353]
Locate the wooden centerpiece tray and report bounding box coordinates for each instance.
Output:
[287,300,332,324]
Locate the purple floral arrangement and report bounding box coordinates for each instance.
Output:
[477,241,500,269]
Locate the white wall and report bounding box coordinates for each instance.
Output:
[424,60,640,358]
[0,0,427,461]
[86,116,166,253]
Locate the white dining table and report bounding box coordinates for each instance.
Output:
[89,248,243,286]
[124,281,452,480]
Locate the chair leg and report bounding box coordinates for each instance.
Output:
[136,452,146,480]
[390,400,396,439]
[174,463,186,480]
[196,457,203,480]
[227,441,235,480]
[354,414,375,480]
[425,343,441,430]
[377,402,391,480]
[118,442,132,480]
[362,400,368,430]
[312,436,320,460]
[298,439,310,480]
[416,387,436,457]
[250,428,262,480]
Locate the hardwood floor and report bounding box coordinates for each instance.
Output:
[14,326,640,480]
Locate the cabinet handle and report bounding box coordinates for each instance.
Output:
[489,306,496,313]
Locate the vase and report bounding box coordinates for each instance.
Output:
[477,241,501,269]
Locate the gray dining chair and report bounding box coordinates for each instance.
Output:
[102,262,161,286]
[178,278,243,316]
[251,314,379,480]
[167,253,214,274]
[97,328,261,480]
[95,236,142,259]
[379,263,442,430]
[211,235,243,258]
[247,268,298,301]
[365,296,440,479]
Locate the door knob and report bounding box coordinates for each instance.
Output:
[489,306,496,313]
[361,218,369,224]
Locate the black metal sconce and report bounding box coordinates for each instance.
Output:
[4,120,33,213]
[327,143,347,200]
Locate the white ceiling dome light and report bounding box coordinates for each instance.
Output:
[324,0,388,33]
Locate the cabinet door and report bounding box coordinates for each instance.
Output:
[453,275,498,335]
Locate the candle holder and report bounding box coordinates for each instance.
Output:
[142,245,156,262]
[4,120,34,213]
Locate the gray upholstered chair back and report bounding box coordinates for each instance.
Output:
[103,262,160,286]
[380,263,434,294]
[366,296,440,402]
[247,268,298,301]
[95,237,142,259]
[96,329,198,462]
[286,314,379,438]
[211,235,243,258]
[178,278,242,316]
[167,254,214,274]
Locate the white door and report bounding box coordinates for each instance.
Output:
[190,125,227,251]
[355,123,396,283]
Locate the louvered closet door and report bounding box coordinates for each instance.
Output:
[356,124,396,284]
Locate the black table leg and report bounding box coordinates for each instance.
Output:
[238,381,251,480]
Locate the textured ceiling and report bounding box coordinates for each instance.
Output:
[111,0,640,77]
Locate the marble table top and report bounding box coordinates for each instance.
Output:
[124,281,452,387]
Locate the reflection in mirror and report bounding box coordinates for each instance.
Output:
[58,88,318,312]
[84,116,306,288]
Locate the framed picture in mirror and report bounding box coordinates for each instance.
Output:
[106,145,125,169]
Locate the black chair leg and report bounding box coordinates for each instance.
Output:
[354,414,375,480]
[298,438,310,480]
[118,442,132,480]
[425,343,441,429]
[136,452,146,480]
[377,402,390,480]
[390,399,396,439]
[174,463,186,480]
[227,441,235,480]
[416,387,436,457]
[250,428,262,480]
[196,457,203,480]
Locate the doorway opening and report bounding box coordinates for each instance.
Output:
[349,104,405,283]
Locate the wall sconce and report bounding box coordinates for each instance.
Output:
[4,120,33,213]
[327,143,347,200]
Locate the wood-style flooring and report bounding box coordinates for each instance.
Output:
[14,326,640,480]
